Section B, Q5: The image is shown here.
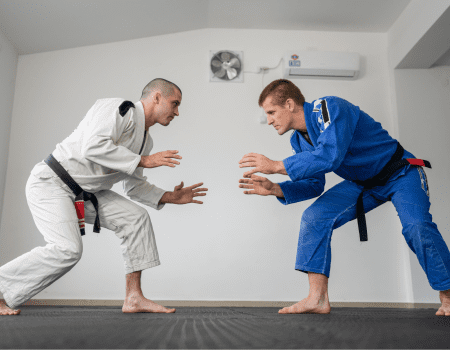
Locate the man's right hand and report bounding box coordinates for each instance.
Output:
[138,150,182,168]
[239,174,284,197]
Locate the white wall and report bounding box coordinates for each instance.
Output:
[394,67,450,302]
[0,28,409,303]
[388,0,450,69]
[386,0,450,304]
[0,29,18,229]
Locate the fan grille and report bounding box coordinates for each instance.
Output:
[210,51,242,81]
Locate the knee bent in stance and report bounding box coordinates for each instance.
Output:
[56,241,83,264]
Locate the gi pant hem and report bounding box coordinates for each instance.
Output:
[126,260,160,274]
[295,265,330,278]
[0,280,15,309]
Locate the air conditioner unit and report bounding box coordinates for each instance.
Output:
[283,51,360,79]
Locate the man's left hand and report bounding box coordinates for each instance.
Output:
[169,181,208,204]
[239,153,277,178]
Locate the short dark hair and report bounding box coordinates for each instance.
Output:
[258,79,305,107]
[141,78,182,100]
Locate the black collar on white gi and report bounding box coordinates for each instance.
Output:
[119,100,135,117]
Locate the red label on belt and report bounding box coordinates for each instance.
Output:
[74,200,85,229]
[406,158,426,167]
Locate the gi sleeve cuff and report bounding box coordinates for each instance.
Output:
[277,181,292,205]
[283,157,300,182]
[126,155,142,176]
[150,187,167,210]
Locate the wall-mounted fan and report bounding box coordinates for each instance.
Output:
[210,50,243,83]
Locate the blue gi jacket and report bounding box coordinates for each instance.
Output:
[277,96,412,205]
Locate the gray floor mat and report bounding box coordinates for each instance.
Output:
[1,306,449,349]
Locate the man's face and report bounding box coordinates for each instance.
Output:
[262,96,294,135]
[156,90,182,126]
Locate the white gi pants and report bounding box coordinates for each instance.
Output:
[0,174,160,309]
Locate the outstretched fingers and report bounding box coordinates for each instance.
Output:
[239,179,253,187]
[164,151,182,167]
[193,192,207,197]
[181,182,208,204]
[241,152,259,158]
[167,150,181,156]
[239,160,256,168]
[238,153,257,167]
[187,182,205,190]
[192,186,208,193]
[243,169,258,178]
[250,174,266,182]
[165,160,179,167]
[239,180,256,194]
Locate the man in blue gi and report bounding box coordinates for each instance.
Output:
[238,79,450,316]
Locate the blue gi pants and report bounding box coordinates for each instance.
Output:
[296,165,450,291]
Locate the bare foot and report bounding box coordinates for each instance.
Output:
[0,300,20,316]
[436,290,450,316]
[122,294,176,314]
[279,295,331,314]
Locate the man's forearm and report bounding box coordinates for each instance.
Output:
[271,183,284,198]
[138,155,153,168]
[159,191,174,204]
[137,156,144,168]
[274,161,288,175]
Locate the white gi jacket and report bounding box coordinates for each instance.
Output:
[31,98,166,210]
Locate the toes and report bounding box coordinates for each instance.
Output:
[281,307,294,314]
[435,307,450,316]
[0,309,20,316]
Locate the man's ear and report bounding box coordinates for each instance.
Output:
[286,98,295,112]
[153,92,161,104]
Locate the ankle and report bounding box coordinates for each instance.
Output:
[125,291,144,300]
[308,291,328,301]
[440,290,450,298]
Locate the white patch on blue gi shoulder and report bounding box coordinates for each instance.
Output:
[313,99,326,133]
[313,100,322,110]
[320,100,331,131]
[292,148,296,154]
[417,167,430,197]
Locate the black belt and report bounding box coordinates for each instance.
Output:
[44,154,100,236]
[353,143,431,242]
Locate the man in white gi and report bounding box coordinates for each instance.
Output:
[0,78,207,316]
